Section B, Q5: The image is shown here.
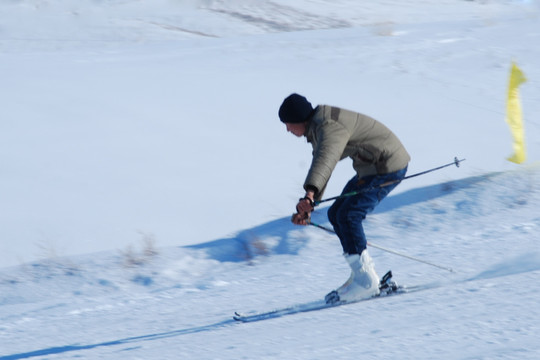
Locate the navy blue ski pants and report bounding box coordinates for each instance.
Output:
[327,167,407,255]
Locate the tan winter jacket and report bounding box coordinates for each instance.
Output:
[304,105,410,199]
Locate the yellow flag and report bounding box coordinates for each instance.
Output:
[505,62,527,164]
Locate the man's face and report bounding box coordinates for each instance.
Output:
[285,122,306,137]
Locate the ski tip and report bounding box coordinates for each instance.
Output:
[233,312,246,322]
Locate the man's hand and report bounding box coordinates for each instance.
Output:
[296,190,315,213]
[291,190,316,226]
[291,212,310,225]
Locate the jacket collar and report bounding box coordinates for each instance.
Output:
[304,105,321,141]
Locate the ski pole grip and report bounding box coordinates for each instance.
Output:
[454,157,466,167]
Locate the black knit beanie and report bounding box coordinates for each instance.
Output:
[278,93,314,124]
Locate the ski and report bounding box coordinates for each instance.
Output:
[234,271,405,323]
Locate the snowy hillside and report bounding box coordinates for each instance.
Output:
[2,166,540,359]
[1,0,540,359]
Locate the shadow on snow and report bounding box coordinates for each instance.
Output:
[188,173,498,262]
[0,319,236,360]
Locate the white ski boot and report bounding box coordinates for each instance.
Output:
[325,251,380,304]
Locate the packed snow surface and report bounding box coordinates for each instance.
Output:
[1,0,540,359]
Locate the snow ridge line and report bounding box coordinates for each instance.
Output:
[206,1,350,32]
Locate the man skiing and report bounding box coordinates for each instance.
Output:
[279,93,410,304]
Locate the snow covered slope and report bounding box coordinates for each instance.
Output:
[1,1,540,358]
[1,166,539,359]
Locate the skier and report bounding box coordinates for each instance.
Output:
[279,93,410,304]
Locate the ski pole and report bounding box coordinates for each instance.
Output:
[315,157,465,206]
[309,221,455,273]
